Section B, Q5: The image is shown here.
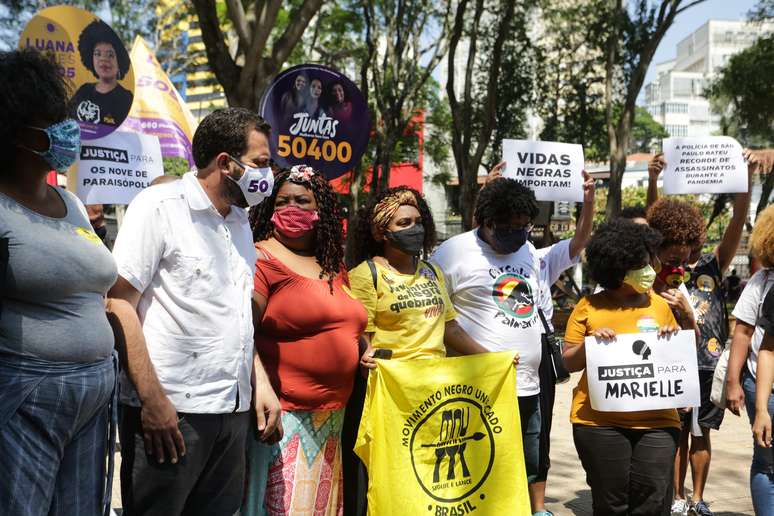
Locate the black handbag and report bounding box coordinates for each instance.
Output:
[537,308,570,384]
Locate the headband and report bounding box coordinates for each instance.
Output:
[372,190,418,230]
[288,165,316,183]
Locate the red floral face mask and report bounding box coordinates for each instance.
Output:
[657,263,686,287]
[271,205,319,238]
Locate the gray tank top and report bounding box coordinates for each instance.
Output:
[0,187,117,363]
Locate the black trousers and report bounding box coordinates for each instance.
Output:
[119,405,250,516]
[342,373,368,516]
[537,340,556,481]
[573,424,679,516]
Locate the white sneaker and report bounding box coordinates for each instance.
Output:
[671,499,689,516]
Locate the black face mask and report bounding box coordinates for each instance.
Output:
[385,224,425,256]
[493,226,528,254]
[94,225,108,245]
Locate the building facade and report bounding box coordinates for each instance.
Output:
[645,19,773,138]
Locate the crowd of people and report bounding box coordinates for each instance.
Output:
[2,48,774,516]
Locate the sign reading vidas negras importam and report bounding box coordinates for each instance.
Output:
[502,139,585,202]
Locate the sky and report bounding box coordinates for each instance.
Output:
[643,0,757,86]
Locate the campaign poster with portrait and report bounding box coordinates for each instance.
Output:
[260,64,370,179]
[19,5,135,140]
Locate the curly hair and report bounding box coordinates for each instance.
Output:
[0,49,70,170]
[474,178,539,227]
[587,219,663,290]
[249,168,343,291]
[646,198,706,248]
[78,19,131,80]
[346,186,436,268]
[751,205,774,268]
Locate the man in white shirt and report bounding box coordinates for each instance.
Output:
[109,108,280,515]
[432,178,547,515]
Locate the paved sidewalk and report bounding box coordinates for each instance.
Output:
[545,373,755,515]
[111,374,757,514]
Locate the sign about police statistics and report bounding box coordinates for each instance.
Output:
[76,131,163,205]
[502,139,585,202]
[585,330,700,412]
[662,136,747,194]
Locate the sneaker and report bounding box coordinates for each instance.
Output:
[692,500,713,516]
[671,499,689,515]
[533,512,553,516]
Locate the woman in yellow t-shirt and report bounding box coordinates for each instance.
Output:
[342,186,495,514]
[562,219,682,516]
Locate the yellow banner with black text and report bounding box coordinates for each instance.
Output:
[355,351,529,515]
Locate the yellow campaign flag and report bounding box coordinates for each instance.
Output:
[355,352,530,516]
[123,36,198,167]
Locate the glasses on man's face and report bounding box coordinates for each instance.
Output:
[94,49,116,60]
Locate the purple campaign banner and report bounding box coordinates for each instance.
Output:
[259,64,370,179]
[123,116,194,167]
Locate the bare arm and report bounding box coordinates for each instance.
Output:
[569,171,595,259]
[646,154,664,209]
[562,341,586,373]
[752,331,774,447]
[444,320,490,355]
[251,291,282,442]
[726,320,754,416]
[716,151,757,272]
[107,277,185,464]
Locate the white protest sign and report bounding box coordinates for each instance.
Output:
[77,131,163,205]
[585,330,700,412]
[502,139,585,202]
[662,136,747,194]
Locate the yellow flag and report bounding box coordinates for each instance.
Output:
[124,36,198,167]
[355,352,530,516]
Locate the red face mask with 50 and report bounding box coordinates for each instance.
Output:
[657,263,686,287]
[271,205,319,238]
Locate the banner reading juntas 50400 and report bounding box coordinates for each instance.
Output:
[355,352,530,515]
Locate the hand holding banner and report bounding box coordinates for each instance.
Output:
[585,330,700,412]
[502,139,585,202]
[662,136,747,194]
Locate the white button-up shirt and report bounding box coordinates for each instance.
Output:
[113,172,256,413]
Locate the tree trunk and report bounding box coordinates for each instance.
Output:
[460,173,478,231]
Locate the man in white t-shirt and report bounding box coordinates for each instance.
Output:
[432,178,548,514]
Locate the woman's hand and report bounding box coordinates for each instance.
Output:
[753,409,773,448]
[661,289,695,323]
[360,346,377,370]
[593,328,617,340]
[485,161,506,184]
[657,324,680,338]
[512,352,520,366]
[648,154,665,180]
[725,379,746,416]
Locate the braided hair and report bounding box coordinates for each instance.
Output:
[346,186,437,268]
[249,168,343,291]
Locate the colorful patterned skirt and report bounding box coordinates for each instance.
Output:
[243,409,344,516]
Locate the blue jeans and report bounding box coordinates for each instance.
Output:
[743,369,774,516]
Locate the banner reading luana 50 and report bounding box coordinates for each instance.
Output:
[260,64,370,179]
[19,5,135,141]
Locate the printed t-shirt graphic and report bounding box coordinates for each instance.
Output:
[355,352,529,515]
[349,260,456,360]
[431,229,543,397]
[684,253,728,369]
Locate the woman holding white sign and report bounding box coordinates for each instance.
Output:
[562,219,682,516]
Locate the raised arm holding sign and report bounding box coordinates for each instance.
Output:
[502,139,585,202]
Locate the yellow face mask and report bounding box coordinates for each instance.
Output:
[623,264,656,294]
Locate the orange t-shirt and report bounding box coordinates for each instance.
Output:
[254,246,367,411]
[564,291,681,429]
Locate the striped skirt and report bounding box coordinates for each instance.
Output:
[243,409,344,516]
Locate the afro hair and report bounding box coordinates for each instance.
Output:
[620,205,647,221]
[587,219,663,290]
[474,178,539,227]
[78,19,130,80]
[751,204,774,268]
[0,49,70,168]
[646,198,706,248]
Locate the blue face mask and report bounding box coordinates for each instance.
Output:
[21,119,81,173]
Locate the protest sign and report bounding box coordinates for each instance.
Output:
[356,352,529,515]
[123,37,197,167]
[76,131,163,205]
[662,136,747,194]
[259,64,370,179]
[502,139,585,202]
[20,5,135,140]
[585,330,700,412]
